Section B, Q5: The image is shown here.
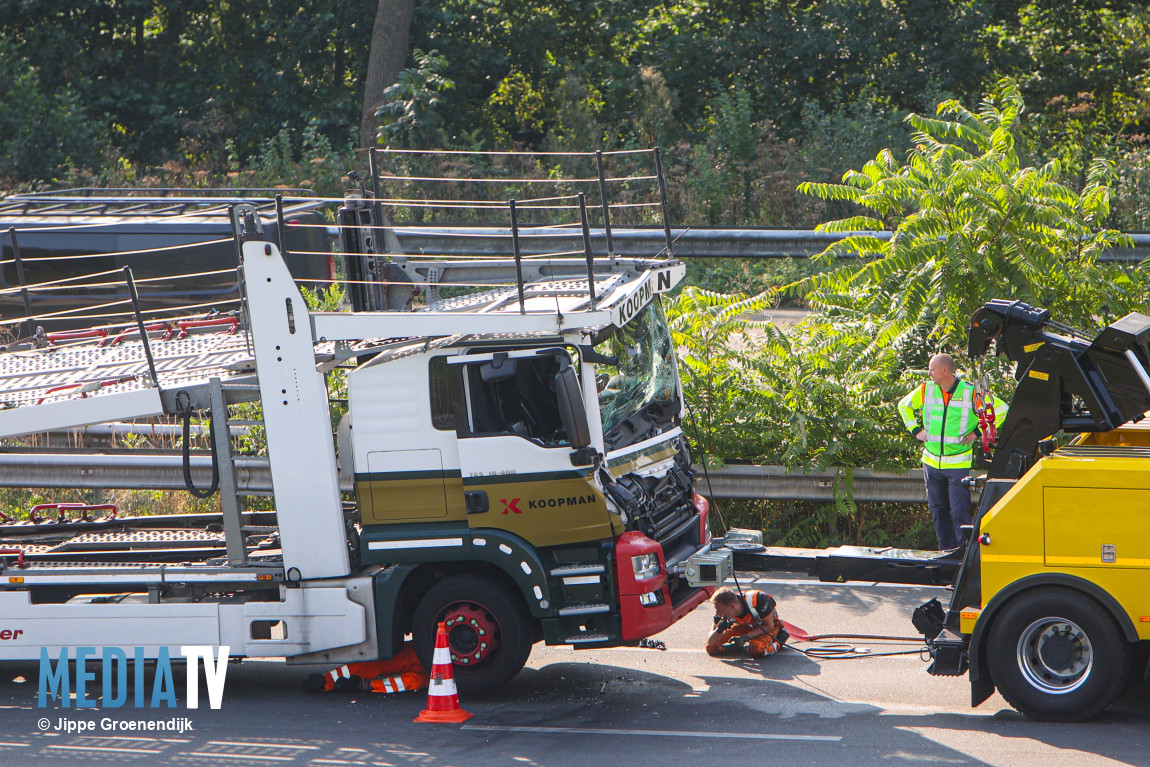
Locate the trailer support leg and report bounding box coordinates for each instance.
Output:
[210,377,246,566]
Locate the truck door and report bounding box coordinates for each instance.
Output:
[449,349,613,548]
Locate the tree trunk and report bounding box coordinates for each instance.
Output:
[360,0,415,150]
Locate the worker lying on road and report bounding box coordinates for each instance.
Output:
[706,587,788,658]
[304,642,429,694]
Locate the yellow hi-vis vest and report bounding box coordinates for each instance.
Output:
[897,380,1006,470]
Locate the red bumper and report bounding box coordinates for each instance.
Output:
[615,493,715,640]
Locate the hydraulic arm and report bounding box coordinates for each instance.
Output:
[968,299,1150,480]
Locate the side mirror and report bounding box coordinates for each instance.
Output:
[554,357,591,450]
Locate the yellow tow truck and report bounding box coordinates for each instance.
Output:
[712,299,1150,721]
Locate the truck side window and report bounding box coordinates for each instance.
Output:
[428,356,455,431]
[463,356,568,446]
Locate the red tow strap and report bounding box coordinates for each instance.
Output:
[973,386,998,459]
[780,620,811,641]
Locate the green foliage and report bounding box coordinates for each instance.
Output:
[0,0,366,174]
[376,50,456,149]
[718,498,937,549]
[666,288,920,471]
[667,287,931,545]
[688,84,759,225]
[7,0,1150,245]
[986,2,1150,182]
[483,70,549,146]
[243,120,352,198]
[798,79,1137,353]
[679,257,832,302]
[301,284,350,431]
[742,315,921,470]
[671,81,1141,544]
[0,39,109,182]
[667,288,774,465]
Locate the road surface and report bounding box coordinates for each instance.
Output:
[1,577,1146,766]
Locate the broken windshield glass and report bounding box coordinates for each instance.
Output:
[596,298,680,449]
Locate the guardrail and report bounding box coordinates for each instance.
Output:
[386,226,1150,262]
[695,464,928,503]
[0,454,931,503]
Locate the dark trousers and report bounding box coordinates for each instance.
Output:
[923,465,972,550]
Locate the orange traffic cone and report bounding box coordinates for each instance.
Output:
[414,621,473,723]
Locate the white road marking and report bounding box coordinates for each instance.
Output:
[461,725,841,742]
[45,744,163,754]
[0,742,29,747]
[97,736,190,743]
[184,752,295,761]
[207,741,320,750]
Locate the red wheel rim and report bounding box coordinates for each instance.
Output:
[441,601,501,666]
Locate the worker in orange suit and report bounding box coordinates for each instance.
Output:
[706,587,788,658]
[304,642,429,694]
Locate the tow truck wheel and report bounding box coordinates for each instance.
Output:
[987,587,1131,721]
[412,574,533,695]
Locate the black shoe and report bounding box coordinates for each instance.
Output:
[303,674,326,692]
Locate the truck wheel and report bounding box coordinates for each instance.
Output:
[412,574,533,695]
[987,587,1131,721]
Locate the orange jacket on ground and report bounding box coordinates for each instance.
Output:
[322,644,429,693]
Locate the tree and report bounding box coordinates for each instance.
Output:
[797,79,1136,353]
[0,39,108,182]
[0,1,367,174]
[375,51,454,149]
[360,0,415,149]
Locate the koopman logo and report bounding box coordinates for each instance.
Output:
[38,646,230,709]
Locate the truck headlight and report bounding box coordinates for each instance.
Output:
[632,552,660,580]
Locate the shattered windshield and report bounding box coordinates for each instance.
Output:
[597,298,680,448]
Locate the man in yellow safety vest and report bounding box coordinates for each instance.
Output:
[897,353,1008,550]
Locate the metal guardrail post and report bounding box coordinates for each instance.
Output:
[653,147,674,257]
[275,193,287,255]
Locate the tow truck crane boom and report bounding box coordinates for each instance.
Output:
[968,299,1150,480]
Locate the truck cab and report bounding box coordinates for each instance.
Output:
[340,268,712,690]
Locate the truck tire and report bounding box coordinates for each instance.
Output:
[986,587,1131,721]
[412,574,534,695]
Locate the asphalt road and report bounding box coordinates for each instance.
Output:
[2,577,1148,766]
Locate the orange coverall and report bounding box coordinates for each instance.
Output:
[707,590,784,658]
[321,644,429,694]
